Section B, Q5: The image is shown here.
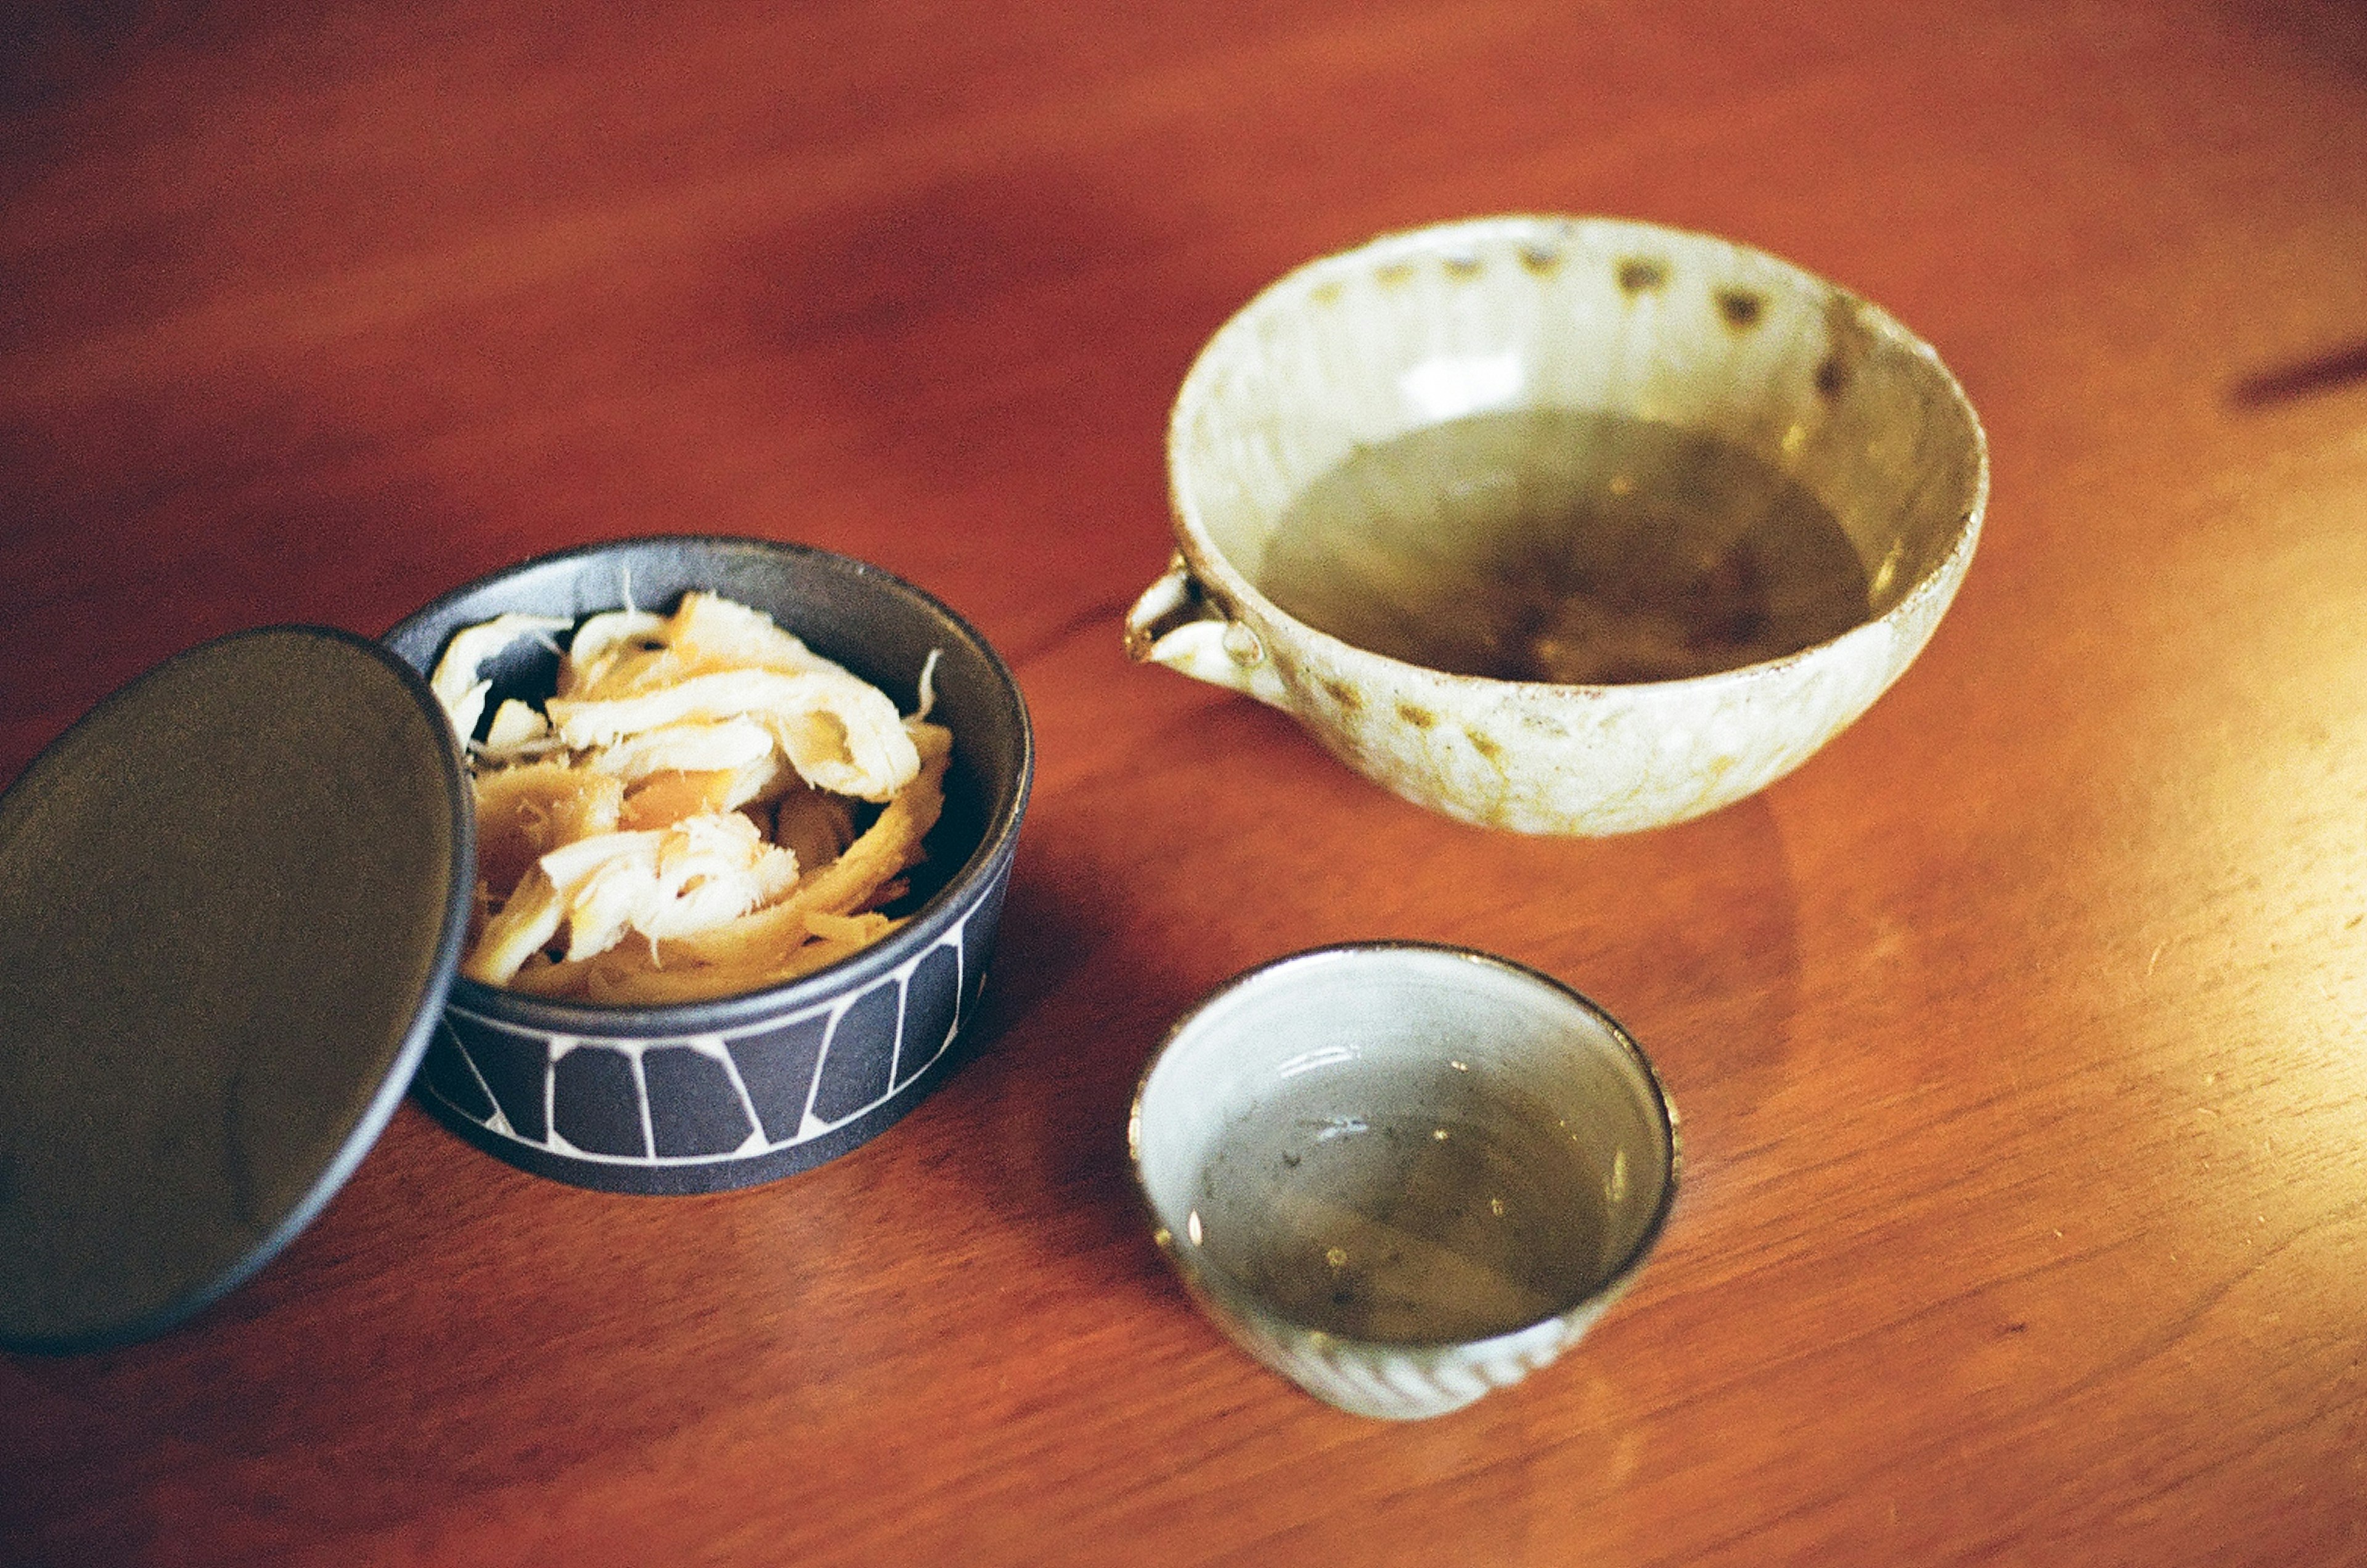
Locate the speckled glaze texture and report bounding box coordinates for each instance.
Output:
[1130,944,1680,1421]
[1126,215,1989,835]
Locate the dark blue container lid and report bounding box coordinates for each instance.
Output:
[0,627,473,1353]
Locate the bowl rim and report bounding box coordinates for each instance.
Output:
[384,533,1035,1038]
[1164,211,1992,696]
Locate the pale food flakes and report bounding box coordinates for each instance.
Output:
[430,593,950,1004]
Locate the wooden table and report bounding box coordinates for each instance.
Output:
[6,1,2365,1561]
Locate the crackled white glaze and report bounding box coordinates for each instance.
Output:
[1125,215,1988,835]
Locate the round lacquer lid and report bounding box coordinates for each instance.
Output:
[0,627,473,1352]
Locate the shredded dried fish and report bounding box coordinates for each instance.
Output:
[438,591,949,1002]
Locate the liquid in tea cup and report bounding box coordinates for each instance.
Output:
[1257,407,1873,687]
[1196,1069,1617,1345]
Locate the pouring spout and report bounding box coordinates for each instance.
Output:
[1124,556,1290,708]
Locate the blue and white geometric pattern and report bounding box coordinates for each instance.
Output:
[417,897,994,1191]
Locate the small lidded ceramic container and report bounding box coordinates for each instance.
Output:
[0,534,1032,1351]
[384,536,1036,1195]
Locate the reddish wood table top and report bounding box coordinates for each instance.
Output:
[5,2,2364,1562]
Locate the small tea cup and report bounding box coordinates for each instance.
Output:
[1124,214,1988,835]
[1129,943,1679,1421]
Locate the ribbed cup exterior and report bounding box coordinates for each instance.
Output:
[1215,1289,1622,1423]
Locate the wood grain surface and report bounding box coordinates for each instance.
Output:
[5,1,2365,1562]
